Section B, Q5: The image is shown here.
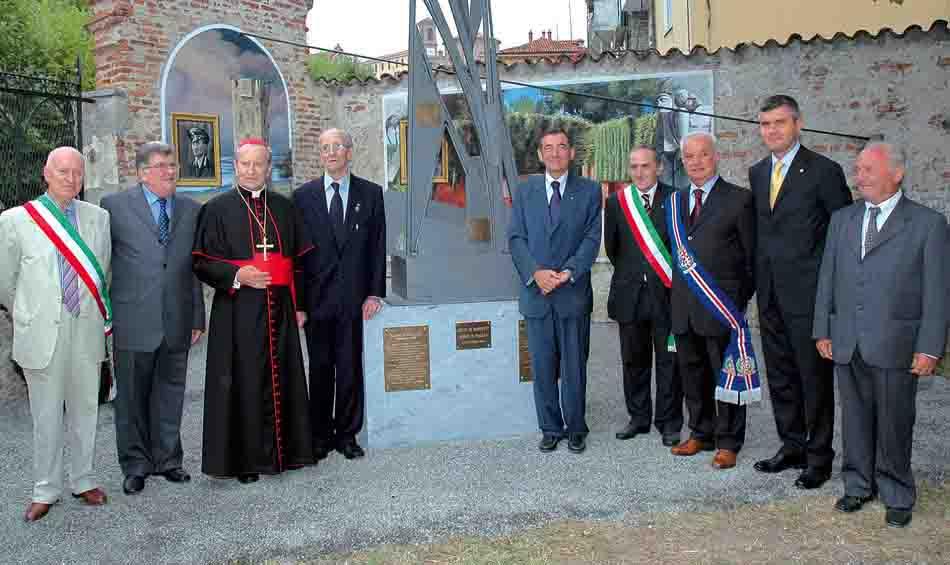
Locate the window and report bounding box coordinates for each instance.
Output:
[664,0,673,34]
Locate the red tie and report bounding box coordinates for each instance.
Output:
[689,189,703,226]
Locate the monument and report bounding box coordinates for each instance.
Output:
[363,0,535,447]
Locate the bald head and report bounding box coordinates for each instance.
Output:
[855,142,904,205]
[43,147,85,207]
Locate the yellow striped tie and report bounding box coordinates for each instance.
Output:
[769,161,784,210]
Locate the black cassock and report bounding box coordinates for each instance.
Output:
[193,186,315,477]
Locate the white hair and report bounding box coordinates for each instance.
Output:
[863,141,906,171]
[319,128,354,148]
[680,131,717,153]
[45,146,84,168]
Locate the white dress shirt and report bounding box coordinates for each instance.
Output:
[688,175,720,214]
[545,172,567,204]
[324,172,351,221]
[861,190,902,258]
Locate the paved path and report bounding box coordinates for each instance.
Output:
[2,323,948,564]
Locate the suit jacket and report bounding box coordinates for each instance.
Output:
[101,185,205,353]
[507,173,602,319]
[670,177,756,337]
[604,183,675,324]
[813,195,948,368]
[750,145,852,314]
[0,199,111,370]
[183,159,213,179]
[294,174,386,320]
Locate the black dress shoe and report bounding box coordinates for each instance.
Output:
[794,467,831,490]
[122,475,145,495]
[567,434,586,453]
[538,434,561,452]
[159,468,191,483]
[885,508,913,528]
[236,473,259,484]
[834,494,874,513]
[338,440,365,459]
[615,423,650,440]
[753,452,807,473]
[661,435,680,447]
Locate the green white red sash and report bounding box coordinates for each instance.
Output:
[617,185,676,352]
[22,194,112,335]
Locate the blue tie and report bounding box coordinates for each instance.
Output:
[549,180,561,224]
[158,198,169,245]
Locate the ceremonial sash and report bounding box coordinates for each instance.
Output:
[617,186,676,352]
[666,193,760,405]
[22,194,112,335]
[194,251,299,310]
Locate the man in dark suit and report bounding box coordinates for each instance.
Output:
[814,142,947,528]
[749,95,853,489]
[101,142,206,495]
[184,127,213,179]
[295,128,386,461]
[508,128,602,454]
[604,146,682,446]
[669,132,755,470]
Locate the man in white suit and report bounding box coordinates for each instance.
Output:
[0,147,112,522]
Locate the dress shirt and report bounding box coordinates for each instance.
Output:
[141,184,174,225]
[325,172,350,221]
[861,190,902,258]
[634,183,658,208]
[688,175,720,214]
[545,172,567,204]
[770,141,801,185]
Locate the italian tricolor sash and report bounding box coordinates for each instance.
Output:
[22,194,112,335]
[667,192,760,405]
[617,185,676,352]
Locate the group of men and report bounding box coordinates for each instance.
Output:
[512,94,946,529]
[1,93,946,530]
[0,128,386,522]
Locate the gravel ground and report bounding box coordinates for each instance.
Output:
[1,322,948,564]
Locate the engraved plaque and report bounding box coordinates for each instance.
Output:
[415,102,442,128]
[518,320,532,382]
[467,217,491,242]
[384,325,431,392]
[456,320,492,350]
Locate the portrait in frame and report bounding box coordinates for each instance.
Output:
[399,119,449,185]
[170,112,222,187]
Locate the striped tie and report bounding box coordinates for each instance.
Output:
[158,198,170,245]
[60,206,80,315]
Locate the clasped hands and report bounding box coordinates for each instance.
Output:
[533,269,571,295]
[816,338,938,377]
[237,265,271,289]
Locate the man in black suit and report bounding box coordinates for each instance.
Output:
[295,128,386,461]
[669,132,755,470]
[604,146,682,446]
[184,127,213,179]
[749,95,852,489]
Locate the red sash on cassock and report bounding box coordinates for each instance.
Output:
[199,252,299,310]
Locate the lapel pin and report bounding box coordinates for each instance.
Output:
[355,223,360,231]
[354,202,361,213]
[799,168,805,173]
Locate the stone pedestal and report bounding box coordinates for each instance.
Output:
[362,300,537,448]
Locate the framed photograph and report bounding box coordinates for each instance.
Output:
[399,119,450,184]
[170,112,222,187]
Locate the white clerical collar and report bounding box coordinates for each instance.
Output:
[239,185,265,199]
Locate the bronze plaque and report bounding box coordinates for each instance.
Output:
[518,320,532,382]
[383,325,431,392]
[415,102,442,128]
[456,320,492,350]
[467,217,491,242]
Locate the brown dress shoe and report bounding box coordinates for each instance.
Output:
[24,502,52,522]
[671,438,712,456]
[72,487,108,506]
[712,449,737,469]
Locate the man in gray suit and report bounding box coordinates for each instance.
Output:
[101,142,206,495]
[814,142,948,528]
[508,128,602,454]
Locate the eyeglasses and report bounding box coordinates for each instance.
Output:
[143,163,178,171]
[320,143,351,154]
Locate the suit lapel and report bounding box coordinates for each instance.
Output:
[131,185,159,238]
[551,175,579,234]
[339,178,363,251]
[866,196,907,257]
[539,177,555,236]
[689,179,724,234]
[771,148,808,215]
[847,205,863,260]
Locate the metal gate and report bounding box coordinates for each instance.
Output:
[0,68,85,211]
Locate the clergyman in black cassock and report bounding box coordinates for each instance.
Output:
[192,139,315,481]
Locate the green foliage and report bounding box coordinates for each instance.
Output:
[0,0,95,89]
[505,112,593,174]
[634,112,658,148]
[509,96,538,114]
[585,118,631,182]
[307,52,375,82]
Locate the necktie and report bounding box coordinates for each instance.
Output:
[642,193,652,214]
[689,189,703,226]
[60,207,79,316]
[769,161,784,210]
[549,180,561,224]
[330,182,345,242]
[864,206,880,258]
[157,198,170,245]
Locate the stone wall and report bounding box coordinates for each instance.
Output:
[309,24,950,325]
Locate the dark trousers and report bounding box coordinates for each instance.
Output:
[676,329,746,451]
[526,313,591,436]
[759,289,835,469]
[618,319,682,437]
[113,342,189,476]
[305,316,364,447]
[838,349,919,510]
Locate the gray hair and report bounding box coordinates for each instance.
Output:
[136,142,175,170]
[320,128,354,148]
[864,142,906,172]
[680,131,717,153]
